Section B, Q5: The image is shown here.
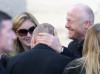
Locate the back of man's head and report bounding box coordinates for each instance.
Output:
[33,23,54,36]
[31,23,55,47]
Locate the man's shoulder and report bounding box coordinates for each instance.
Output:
[7,52,24,66]
[9,48,35,62]
[67,40,77,50]
[7,49,35,72]
[69,40,77,46]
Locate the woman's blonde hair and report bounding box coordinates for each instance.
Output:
[83,23,100,74]
[9,12,39,57]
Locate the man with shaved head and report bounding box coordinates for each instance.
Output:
[37,4,94,59]
[7,23,72,74]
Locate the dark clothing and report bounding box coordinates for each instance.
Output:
[1,54,9,68]
[0,57,9,74]
[63,59,86,74]
[61,40,84,59]
[7,44,72,74]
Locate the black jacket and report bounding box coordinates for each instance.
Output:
[7,44,72,74]
[61,40,84,59]
[0,57,9,74]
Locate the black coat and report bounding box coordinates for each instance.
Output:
[61,40,84,59]
[0,57,9,74]
[7,44,72,74]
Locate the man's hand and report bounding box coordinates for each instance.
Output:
[37,33,62,53]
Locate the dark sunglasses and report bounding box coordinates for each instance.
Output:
[16,26,36,36]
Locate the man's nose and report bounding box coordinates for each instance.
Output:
[65,22,70,28]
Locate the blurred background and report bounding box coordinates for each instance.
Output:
[1,0,100,46]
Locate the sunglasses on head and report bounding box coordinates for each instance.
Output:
[16,26,36,36]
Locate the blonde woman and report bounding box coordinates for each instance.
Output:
[9,12,39,57]
[63,23,100,74]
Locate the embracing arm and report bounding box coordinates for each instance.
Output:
[37,33,78,58]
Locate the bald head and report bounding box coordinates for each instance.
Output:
[67,4,94,25]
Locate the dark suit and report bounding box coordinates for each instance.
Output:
[7,44,72,74]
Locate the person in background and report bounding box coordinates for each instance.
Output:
[37,3,94,59]
[7,23,72,74]
[63,23,100,74]
[9,12,39,57]
[0,11,16,74]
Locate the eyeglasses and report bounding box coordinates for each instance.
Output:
[16,26,36,36]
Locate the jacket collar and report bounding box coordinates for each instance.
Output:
[74,40,84,47]
[32,43,54,51]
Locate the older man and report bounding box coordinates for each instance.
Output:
[37,4,94,59]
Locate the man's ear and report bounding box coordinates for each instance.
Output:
[53,29,58,36]
[31,35,36,48]
[84,20,91,29]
